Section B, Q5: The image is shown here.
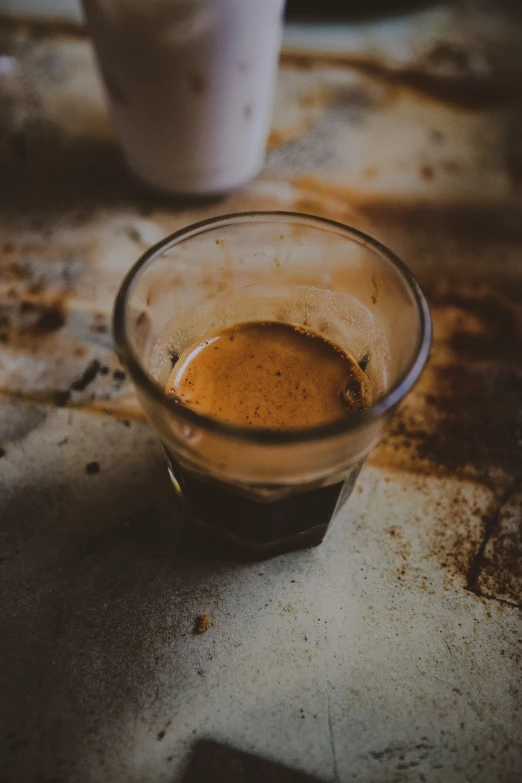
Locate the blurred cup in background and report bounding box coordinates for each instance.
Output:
[82,0,285,196]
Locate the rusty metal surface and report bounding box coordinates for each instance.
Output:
[1,4,522,782]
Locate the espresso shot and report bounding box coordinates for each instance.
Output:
[114,213,430,559]
[163,321,371,554]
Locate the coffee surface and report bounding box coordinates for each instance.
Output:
[165,321,371,429]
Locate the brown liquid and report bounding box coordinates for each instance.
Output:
[166,321,371,429]
[163,321,371,556]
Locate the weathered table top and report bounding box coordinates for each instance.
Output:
[1,4,521,782]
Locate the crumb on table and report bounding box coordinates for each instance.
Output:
[196,613,211,633]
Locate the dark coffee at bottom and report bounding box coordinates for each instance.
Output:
[165,450,363,554]
[164,321,371,554]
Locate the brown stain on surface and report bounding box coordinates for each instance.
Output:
[419,164,435,181]
[30,301,66,333]
[369,274,522,606]
[0,298,66,341]
[476,488,522,606]
[267,113,325,150]
[370,471,490,596]
[372,278,522,491]
[0,15,88,40]
[5,262,31,281]
[280,50,521,110]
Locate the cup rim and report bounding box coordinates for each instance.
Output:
[113,211,431,445]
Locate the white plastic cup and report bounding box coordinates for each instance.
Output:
[82,0,285,196]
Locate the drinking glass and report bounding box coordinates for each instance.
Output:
[82,0,285,195]
[113,212,431,556]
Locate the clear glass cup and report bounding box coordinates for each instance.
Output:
[113,212,431,557]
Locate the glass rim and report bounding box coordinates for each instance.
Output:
[113,211,431,445]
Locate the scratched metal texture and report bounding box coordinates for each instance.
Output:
[0,3,521,782]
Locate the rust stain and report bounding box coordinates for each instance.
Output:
[442,160,461,174]
[27,281,45,295]
[4,261,31,281]
[268,114,325,150]
[290,175,522,216]
[267,122,318,151]
[280,50,520,110]
[0,248,137,416]
[0,126,131,212]
[430,493,493,593]
[428,284,521,362]
[267,130,288,150]
[372,278,522,491]
[268,82,331,150]
[0,298,67,341]
[471,481,522,608]
[0,15,88,41]
[419,164,435,181]
[386,367,520,483]
[290,176,414,211]
[0,385,145,422]
[83,398,145,421]
[91,312,109,334]
[30,301,66,333]
[368,274,522,605]
[373,472,495,597]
